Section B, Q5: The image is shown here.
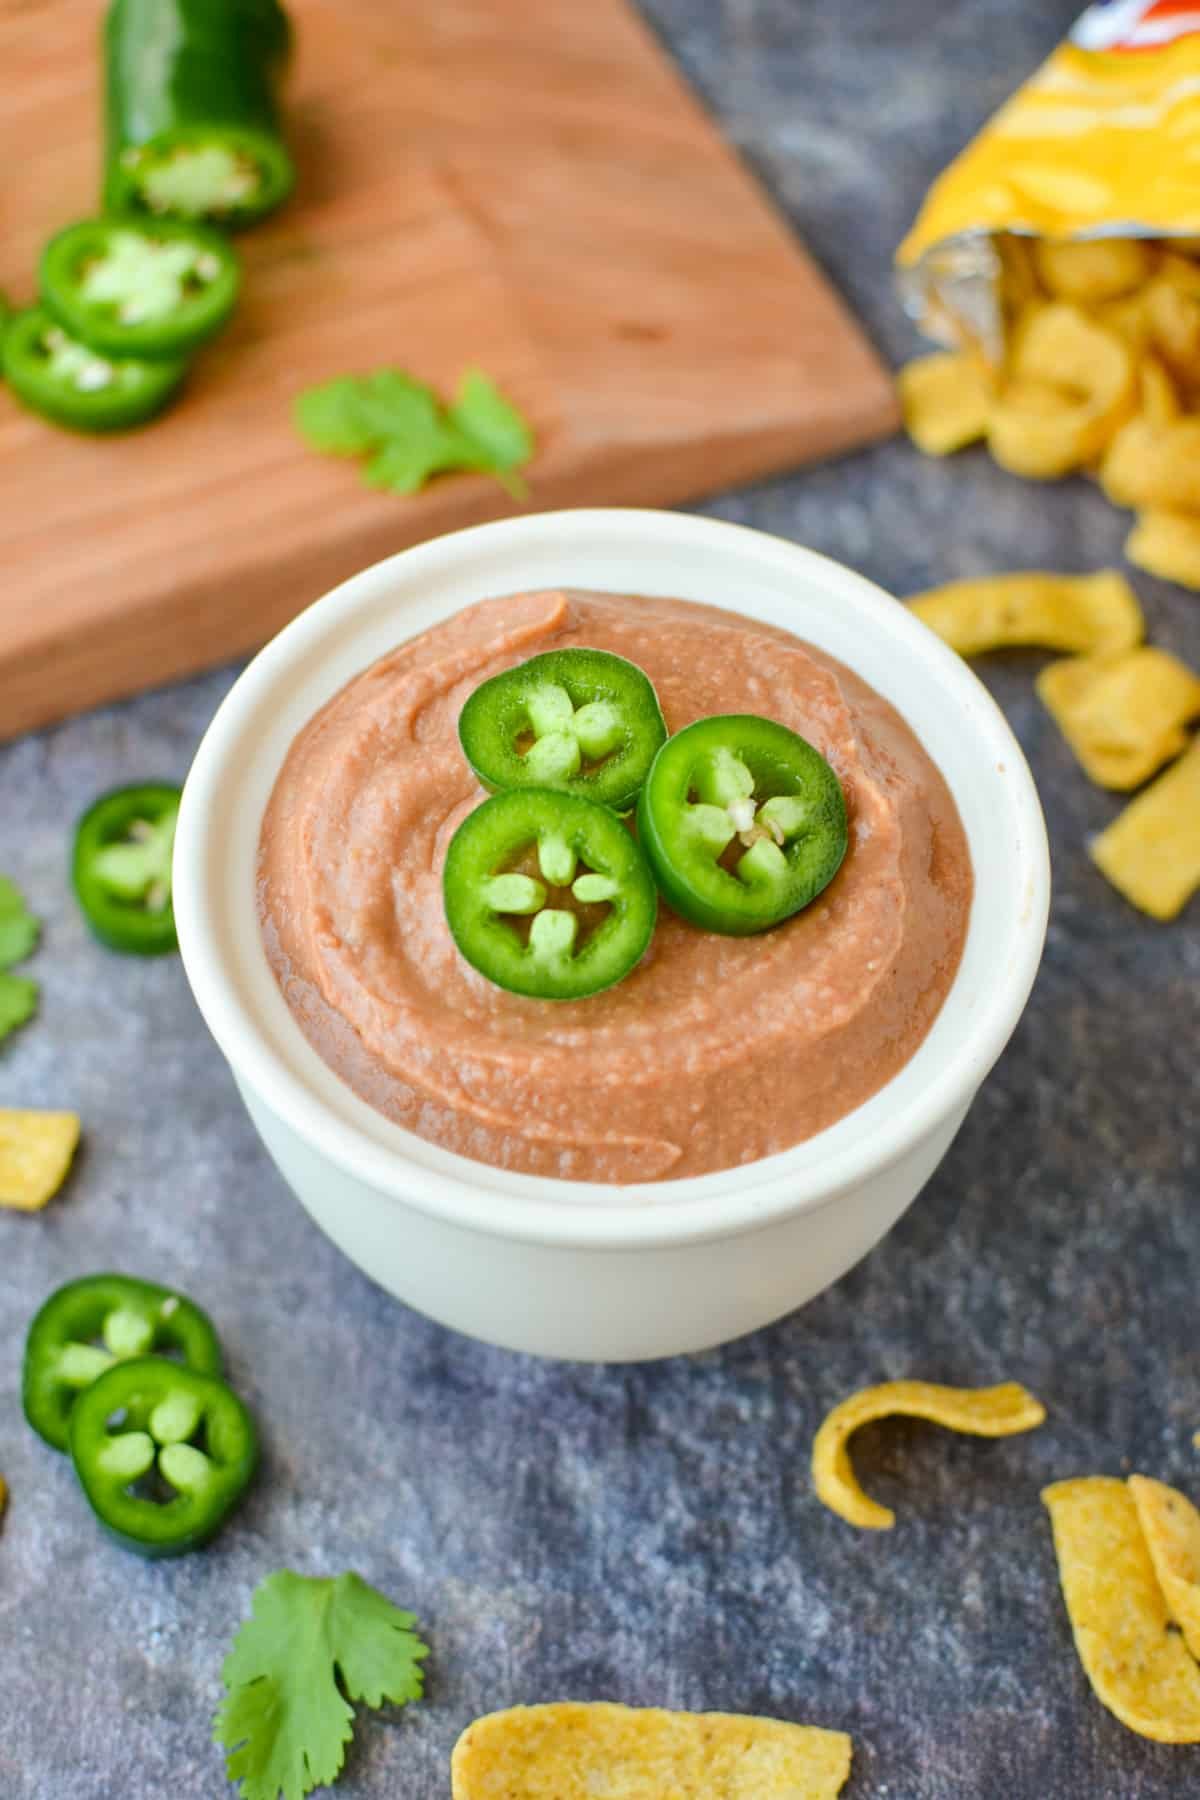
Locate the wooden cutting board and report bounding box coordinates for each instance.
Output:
[0,0,899,741]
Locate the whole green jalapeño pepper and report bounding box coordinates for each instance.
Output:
[104,0,296,228]
[444,789,657,1000]
[637,715,848,935]
[23,1273,223,1452]
[69,1358,257,1557]
[41,217,241,360]
[2,308,187,432]
[73,783,182,955]
[458,648,667,812]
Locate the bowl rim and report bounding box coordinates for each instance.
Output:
[174,507,1050,1250]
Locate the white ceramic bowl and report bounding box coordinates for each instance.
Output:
[175,509,1049,1362]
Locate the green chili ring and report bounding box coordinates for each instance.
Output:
[69,1359,257,1557]
[106,123,296,229]
[637,714,849,935]
[41,217,242,360]
[444,788,658,1000]
[2,308,187,433]
[72,783,182,955]
[23,1273,223,1452]
[458,647,668,811]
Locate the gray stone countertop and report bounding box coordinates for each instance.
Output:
[3,2,1198,1795]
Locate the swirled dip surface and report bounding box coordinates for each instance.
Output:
[258,591,972,1185]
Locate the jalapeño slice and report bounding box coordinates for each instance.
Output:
[41,217,241,360]
[458,647,667,811]
[636,715,848,935]
[2,308,187,433]
[23,1273,223,1452]
[69,1358,257,1557]
[73,783,182,955]
[444,789,657,1000]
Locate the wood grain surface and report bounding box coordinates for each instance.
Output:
[0,0,899,740]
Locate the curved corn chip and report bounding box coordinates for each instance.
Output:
[996,232,1043,321]
[908,570,1143,658]
[1043,1477,1200,1744]
[996,376,1070,417]
[1037,649,1200,791]
[1095,291,1152,354]
[0,1110,81,1211]
[989,389,1095,480]
[1033,238,1151,305]
[1157,250,1200,298]
[1127,509,1200,591]
[1101,416,1200,512]
[450,1704,853,1800]
[989,304,1136,478]
[1139,355,1182,426]
[1145,278,1200,389]
[1091,738,1200,921]
[899,351,991,457]
[811,1380,1046,1531]
[1129,1476,1200,1663]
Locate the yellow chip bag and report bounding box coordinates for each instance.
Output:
[908,570,1143,658]
[1127,509,1200,590]
[899,8,1200,356]
[450,1703,853,1800]
[0,1110,81,1211]
[1037,648,1200,790]
[1043,1476,1200,1743]
[811,1380,1046,1531]
[898,351,991,456]
[1090,736,1200,919]
[1129,1475,1200,1662]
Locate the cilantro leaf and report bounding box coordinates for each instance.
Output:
[295,365,534,498]
[295,371,442,458]
[294,378,380,456]
[0,876,39,971]
[213,1570,429,1800]
[295,371,443,458]
[447,368,534,496]
[0,973,38,1041]
[326,1574,428,1709]
[362,426,467,495]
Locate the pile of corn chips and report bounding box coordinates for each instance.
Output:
[906,568,1200,920]
[810,1379,1200,1745]
[894,6,1200,923]
[901,234,1200,595]
[1045,1474,1200,1742]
